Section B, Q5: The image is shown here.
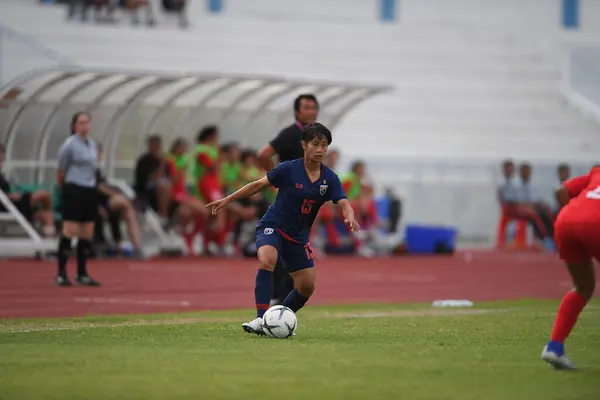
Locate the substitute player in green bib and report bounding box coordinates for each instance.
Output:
[193,126,227,254]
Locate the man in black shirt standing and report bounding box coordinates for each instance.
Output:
[257,93,319,305]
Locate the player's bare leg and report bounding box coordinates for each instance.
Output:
[542,260,595,370]
[242,245,278,335]
[283,268,315,314]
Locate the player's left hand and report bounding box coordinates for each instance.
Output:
[344,218,360,232]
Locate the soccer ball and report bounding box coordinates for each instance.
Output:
[262,305,297,338]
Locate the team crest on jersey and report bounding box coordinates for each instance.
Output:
[319,184,328,196]
[264,228,274,235]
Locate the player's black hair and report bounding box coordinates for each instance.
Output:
[241,149,257,163]
[520,162,532,170]
[197,125,218,143]
[294,94,319,112]
[170,137,187,153]
[351,160,365,173]
[70,111,90,134]
[502,159,514,168]
[302,123,332,145]
[557,163,571,172]
[147,134,162,143]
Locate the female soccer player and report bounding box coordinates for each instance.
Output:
[206,123,359,335]
[541,167,600,369]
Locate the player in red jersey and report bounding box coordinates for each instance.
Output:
[541,166,600,370]
[167,138,207,247]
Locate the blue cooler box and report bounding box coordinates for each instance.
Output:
[404,224,457,254]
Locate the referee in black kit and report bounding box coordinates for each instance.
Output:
[257,93,319,305]
[55,112,101,287]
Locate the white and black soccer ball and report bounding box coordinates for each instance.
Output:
[262,305,297,339]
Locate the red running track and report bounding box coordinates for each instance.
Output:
[0,251,590,319]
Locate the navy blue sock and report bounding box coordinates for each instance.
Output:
[282,289,309,313]
[255,269,273,318]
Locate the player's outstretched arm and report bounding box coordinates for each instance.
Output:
[206,176,271,215]
[337,198,360,232]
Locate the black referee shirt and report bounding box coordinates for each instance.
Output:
[269,122,305,162]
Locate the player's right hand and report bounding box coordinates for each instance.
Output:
[205,198,229,215]
[344,218,360,232]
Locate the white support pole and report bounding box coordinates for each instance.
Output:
[0,189,43,250]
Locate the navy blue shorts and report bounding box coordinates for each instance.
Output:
[255,226,315,272]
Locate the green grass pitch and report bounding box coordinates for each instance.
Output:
[1,300,599,400]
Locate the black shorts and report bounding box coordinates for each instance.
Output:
[138,190,178,217]
[17,192,34,220]
[62,183,98,223]
[0,192,35,220]
[98,192,110,211]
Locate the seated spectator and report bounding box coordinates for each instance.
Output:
[324,148,339,171]
[518,163,555,238]
[134,135,173,225]
[161,0,189,28]
[224,149,269,256]
[230,191,269,257]
[67,0,117,23]
[557,163,571,184]
[122,0,156,26]
[353,184,386,257]
[342,160,366,201]
[384,187,402,234]
[497,160,552,248]
[0,144,55,237]
[166,138,207,252]
[191,126,227,255]
[239,149,261,186]
[555,163,571,213]
[220,143,242,196]
[94,144,144,258]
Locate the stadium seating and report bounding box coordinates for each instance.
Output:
[2,2,599,162]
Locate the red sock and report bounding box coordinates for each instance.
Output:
[216,227,228,248]
[325,222,340,247]
[183,232,195,254]
[551,291,588,343]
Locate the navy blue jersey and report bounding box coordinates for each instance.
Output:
[260,159,346,243]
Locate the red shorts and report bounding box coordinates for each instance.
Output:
[197,179,222,203]
[555,219,600,264]
[173,192,192,204]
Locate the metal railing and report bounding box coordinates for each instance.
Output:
[0,66,392,185]
[0,23,74,84]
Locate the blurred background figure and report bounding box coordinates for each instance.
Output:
[94,143,144,258]
[134,135,173,228]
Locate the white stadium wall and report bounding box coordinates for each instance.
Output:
[223,0,600,33]
[1,0,600,245]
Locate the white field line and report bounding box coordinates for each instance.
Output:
[5,306,599,334]
[74,297,191,307]
[2,308,496,334]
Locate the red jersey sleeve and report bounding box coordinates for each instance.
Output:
[167,159,177,175]
[564,174,590,198]
[197,153,216,168]
[342,181,353,194]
